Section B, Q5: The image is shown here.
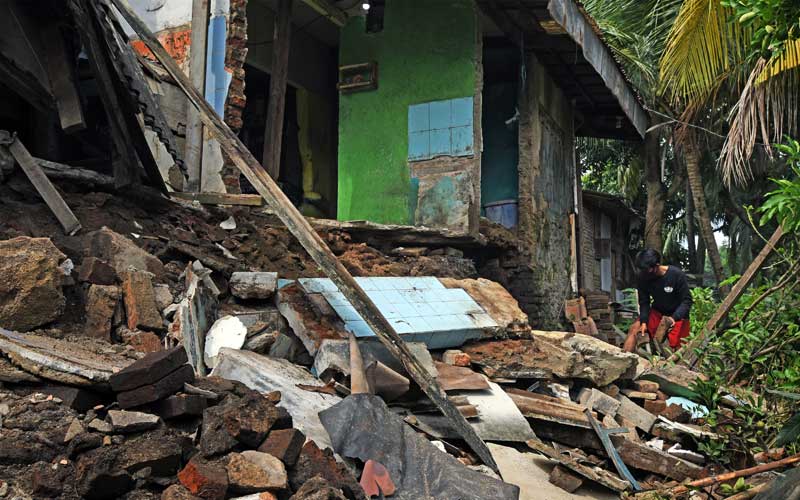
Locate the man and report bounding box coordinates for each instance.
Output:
[623,248,693,353]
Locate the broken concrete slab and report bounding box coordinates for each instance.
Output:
[276,283,346,357]
[614,394,657,433]
[109,346,189,393]
[578,388,621,417]
[121,270,164,333]
[320,394,519,500]
[84,227,165,278]
[435,361,491,391]
[212,349,341,449]
[439,277,531,336]
[106,409,160,433]
[204,315,247,369]
[0,237,68,332]
[230,272,278,300]
[312,338,436,380]
[85,284,120,340]
[0,328,129,386]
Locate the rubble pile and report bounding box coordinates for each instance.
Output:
[0,178,792,499]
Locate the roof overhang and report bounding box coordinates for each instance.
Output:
[478,0,648,140]
[582,190,641,220]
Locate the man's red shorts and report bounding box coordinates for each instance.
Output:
[647,309,690,349]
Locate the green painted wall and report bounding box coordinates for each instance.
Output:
[337,0,478,224]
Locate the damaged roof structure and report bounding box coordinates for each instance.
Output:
[1,1,796,499]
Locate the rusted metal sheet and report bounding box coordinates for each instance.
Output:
[546,0,648,138]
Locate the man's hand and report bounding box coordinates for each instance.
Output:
[637,322,648,340]
[665,316,676,328]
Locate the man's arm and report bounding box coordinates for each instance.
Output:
[638,281,651,323]
[671,273,693,321]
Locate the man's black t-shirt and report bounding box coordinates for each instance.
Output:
[637,265,693,323]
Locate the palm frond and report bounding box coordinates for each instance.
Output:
[758,39,800,83]
[659,0,747,104]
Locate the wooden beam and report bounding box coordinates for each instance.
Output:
[0,131,81,235]
[185,0,210,191]
[110,0,500,473]
[300,0,347,27]
[526,439,629,492]
[262,0,292,180]
[670,225,784,365]
[41,22,87,134]
[170,191,264,206]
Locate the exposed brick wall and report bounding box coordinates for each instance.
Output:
[221,0,248,193]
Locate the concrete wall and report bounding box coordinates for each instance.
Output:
[337,0,481,233]
[481,52,576,329]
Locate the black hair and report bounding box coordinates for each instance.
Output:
[635,248,661,270]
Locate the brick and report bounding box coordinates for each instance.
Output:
[162,484,201,500]
[85,285,120,340]
[661,403,691,423]
[155,394,207,420]
[549,464,583,493]
[110,346,189,392]
[634,380,660,393]
[442,350,471,367]
[289,441,363,498]
[178,457,228,500]
[644,400,667,414]
[121,270,163,332]
[38,384,104,412]
[119,328,163,353]
[200,393,279,456]
[107,410,160,433]
[258,428,305,467]
[78,257,118,285]
[117,364,195,409]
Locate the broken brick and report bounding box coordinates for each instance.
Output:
[110,346,189,393]
[119,328,163,353]
[660,403,691,423]
[227,451,287,493]
[76,447,134,500]
[200,393,279,457]
[106,410,160,433]
[178,457,229,500]
[289,441,365,499]
[154,394,207,420]
[644,400,667,415]
[162,484,201,500]
[442,349,471,367]
[85,284,120,340]
[258,428,305,467]
[549,464,583,493]
[117,364,195,409]
[634,380,660,393]
[121,270,164,332]
[78,257,118,285]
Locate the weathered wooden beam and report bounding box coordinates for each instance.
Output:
[185,0,209,191]
[526,439,629,492]
[300,0,347,27]
[0,131,82,235]
[42,22,87,134]
[110,0,499,472]
[262,0,292,179]
[171,191,264,206]
[671,225,784,365]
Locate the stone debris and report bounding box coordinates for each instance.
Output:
[204,315,248,369]
[230,272,278,300]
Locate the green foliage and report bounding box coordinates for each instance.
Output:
[760,137,800,233]
[776,411,800,446]
[720,0,800,60]
[719,478,750,496]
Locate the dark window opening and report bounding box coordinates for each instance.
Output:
[366,0,386,34]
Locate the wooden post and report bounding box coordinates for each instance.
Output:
[42,22,87,134]
[671,225,784,365]
[262,0,292,179]
[185,0,210,191]
[0,131,82,235]
[110,0,500,472]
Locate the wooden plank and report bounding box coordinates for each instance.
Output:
[110,0,500,473]
[672,225,784,365]
[171,191,264,206]
[262,0,292,179]
[1,131,81,235]
[611,436,704,480]
[41,22,86,133]
[579,388,620,416]
[614,394,656,433]
[506,388,592,428]
[526,439,629,492]
[300,0,347,27]
[185,0,209,191]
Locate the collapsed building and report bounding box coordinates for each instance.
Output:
[2,1,792,500]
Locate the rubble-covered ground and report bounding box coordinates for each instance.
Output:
[0,173,793,500]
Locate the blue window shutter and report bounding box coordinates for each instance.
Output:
[408,97,474,161]
[451,97,473,127]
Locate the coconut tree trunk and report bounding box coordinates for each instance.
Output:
[644,127,665,250]
[686,181,696,270]
[683,132,729,293]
